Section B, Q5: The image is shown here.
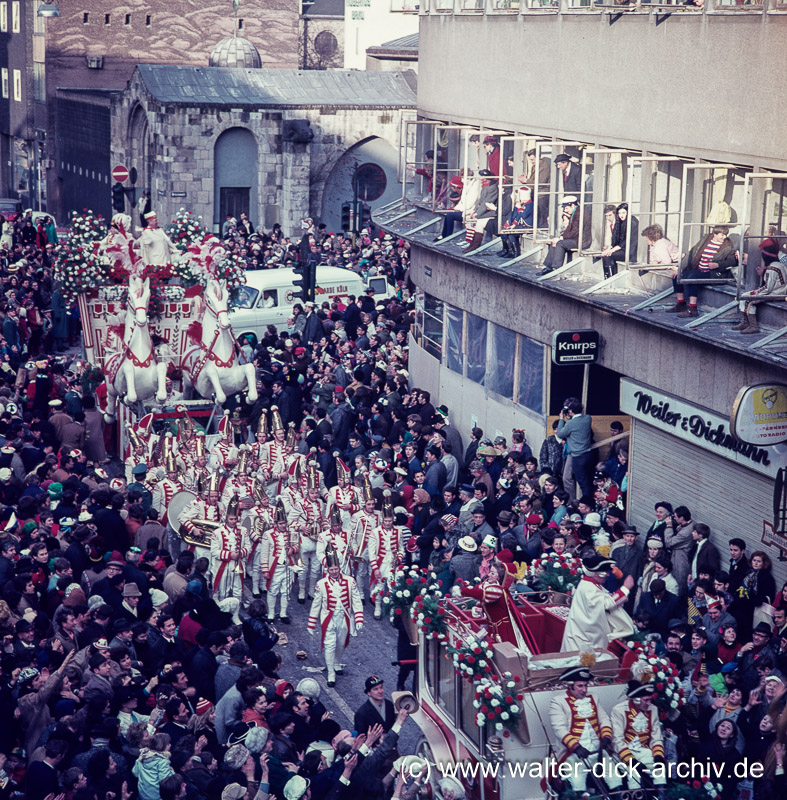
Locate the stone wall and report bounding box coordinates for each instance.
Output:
[110,71,409,236]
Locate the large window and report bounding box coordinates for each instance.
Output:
[422,294,444,361]
[436,641,457,721]
[488,324,516,399]
[518,334,544,414]
[445,304,464,374]
[466,312,487,385]
[422,300,545,417]
[11,0,18,32]
[0,3,7,32]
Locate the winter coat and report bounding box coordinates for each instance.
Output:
[132,748,175,800]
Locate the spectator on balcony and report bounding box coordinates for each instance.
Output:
[537,196,592,276]
[434,172,481,243]
[413,149,446,205]
[600,203,639,278]
[464,170,499,254]
[524,148,551,226]
[554,153,581,196]
[483,136,500,176]
[498,187,534,260]
[733,241,787,334]
[666,226,738,318]
[642,223,680,267]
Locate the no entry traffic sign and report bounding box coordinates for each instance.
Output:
[112,164,130,182]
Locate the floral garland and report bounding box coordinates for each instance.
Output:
[527,551,583,595]
[664,780,724,800]
[448,634,495,682]
[54,210,110,304]
[629,645,685,719]
[382,566,429,621]
[473,672,524,737]
[412,577,448,641]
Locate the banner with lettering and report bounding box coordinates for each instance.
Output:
[620,379,779,479]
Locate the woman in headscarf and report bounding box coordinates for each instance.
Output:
[600,202,639,278]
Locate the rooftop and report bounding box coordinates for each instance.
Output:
[374,202,787,370]
[135,65,418,108]
[367,33,420,54]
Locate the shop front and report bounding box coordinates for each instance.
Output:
[620,378,785,583]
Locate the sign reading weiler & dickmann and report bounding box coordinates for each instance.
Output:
[551,330,600,365]
[620,378,779,479]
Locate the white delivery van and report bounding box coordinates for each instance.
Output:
[229,266,393,345]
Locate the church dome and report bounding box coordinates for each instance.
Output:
[209,36,262,69]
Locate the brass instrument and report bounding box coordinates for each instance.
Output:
[303,520,321,542]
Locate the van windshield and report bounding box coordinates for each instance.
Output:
[233,286,259,309]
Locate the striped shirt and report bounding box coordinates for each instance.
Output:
[698,239,722,271]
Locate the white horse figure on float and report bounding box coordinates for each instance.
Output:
[103,275,167,422]
[180,277,258,405]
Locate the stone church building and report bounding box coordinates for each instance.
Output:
[110,37,416,235]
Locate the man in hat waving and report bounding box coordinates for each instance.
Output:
[549,666,623,794]
[561,555,635,652]
[308,544,363,686]
[611,681,666,789]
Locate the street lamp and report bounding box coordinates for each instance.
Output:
[36,1,60,17]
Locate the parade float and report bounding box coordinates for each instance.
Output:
[55,209,255,440]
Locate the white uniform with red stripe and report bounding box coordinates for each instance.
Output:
[221,476,252,507]
[316,527,351,575]
[209,440,238,472]
[295,495,327,600]
[327,485,360,528]
[307,573,363,680]
[368,523,403,602]
[152,477,183,520]
[246,506,274,594]
[209,523,250,602]
[177,496,221,560]
[349,508,379,600]
[260,524,293,619]
[261,441,287,496]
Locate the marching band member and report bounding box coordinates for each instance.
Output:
[261,407,287,497]
[308,543,364,687]
[210,494,249,608]
[296,466,326,604]
[281,458,305,518]
[349,475,379,604]
[133,412,159,466]
[327,453,359,528]
[260,499,297,624]
[174,407,198,470]
[184,432,209,492]
[317,505,351,576]
[124,425,147,484]
[221,445,254,508]
[177,471,223,561]
[248,409,269,470]
[368,491,403,620]
[152,452,185,557]
[209,410,239,471]
[549,666,623,794]
[611,681,666,788]
[247,479,274,598]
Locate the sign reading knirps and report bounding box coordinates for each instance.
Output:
[551,330,600,365]
[731,383,787,446]
[620,378,779,479]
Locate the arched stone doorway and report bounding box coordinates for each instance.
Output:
[321,136,400,232]
[214,127,259,228]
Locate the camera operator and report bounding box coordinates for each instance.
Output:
[557,397,595,499]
